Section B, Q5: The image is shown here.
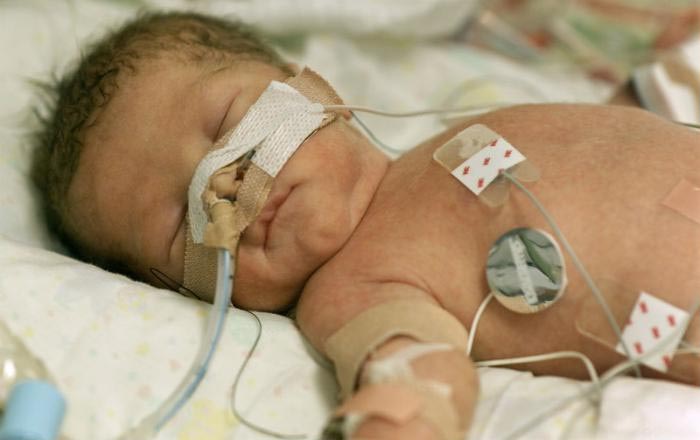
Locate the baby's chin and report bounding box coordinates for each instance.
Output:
[232,281,303,312]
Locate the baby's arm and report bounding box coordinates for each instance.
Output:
[297,281,478,440]
[349,335,478,440]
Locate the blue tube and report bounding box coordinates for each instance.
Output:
[119,249,232,439]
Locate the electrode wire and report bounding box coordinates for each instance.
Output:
[468,294,602,402]
[467,292,494,356]
[350,112,404,154]
[679,121,700,129]
[501,170,641,378]
[325,103,510,118]
[500,297,700,440]
[475,352,601,399]
[229,309,309,439]
[153,249,233,431]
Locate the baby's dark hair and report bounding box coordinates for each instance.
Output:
[30,11,291,270]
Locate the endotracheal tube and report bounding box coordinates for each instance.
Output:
[119,249,232,439]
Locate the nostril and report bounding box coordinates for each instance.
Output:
[211,173,242,200]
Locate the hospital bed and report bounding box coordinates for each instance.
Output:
[1,1,699,438]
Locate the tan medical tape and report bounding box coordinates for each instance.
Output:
[324,300,469,399]
[575,278,699,382]
[183,67,345,301]
[334,380,462,440]
[663,178,700,225]
[183,220,218,301]
[183,161,271,301]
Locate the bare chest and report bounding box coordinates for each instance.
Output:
[325,105,700,360]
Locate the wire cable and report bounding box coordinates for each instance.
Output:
[467,295,602,407]
[499,297,700,440]
[229,310,308,439]
[350,112,405,155]
[325,103,510,118]
[501,170,641,377]
[467,292,493,356]
[476,351,601,400]
[679,121,700,129]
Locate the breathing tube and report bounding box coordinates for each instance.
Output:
[118,249,232,439]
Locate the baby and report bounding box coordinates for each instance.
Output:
[31,12,700,440]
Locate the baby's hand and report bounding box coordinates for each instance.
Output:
[324,384,441,440]
[322,336,478,440]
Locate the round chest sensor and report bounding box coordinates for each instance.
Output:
[486,228,567,313]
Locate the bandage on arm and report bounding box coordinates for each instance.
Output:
[347,335,479,440]
[297,282,476,440]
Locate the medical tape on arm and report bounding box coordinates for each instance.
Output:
[358,342,463,440]
[183,68,344,300]
[662,178,700,225]
[323,300,468,439]
[330,379,462,440]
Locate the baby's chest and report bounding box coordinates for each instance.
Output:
[354,132,698,324]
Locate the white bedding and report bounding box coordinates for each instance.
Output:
[1,1,699,439]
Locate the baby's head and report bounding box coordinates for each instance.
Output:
[32,12,388,310]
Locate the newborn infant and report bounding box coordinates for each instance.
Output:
[33,12,700,440]
[298,103,700,438]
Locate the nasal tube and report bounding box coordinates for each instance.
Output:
[120,248,232,439]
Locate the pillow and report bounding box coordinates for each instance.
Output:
[0,0,132,250]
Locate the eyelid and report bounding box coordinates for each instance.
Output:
[213,105,229,142]
[213,92,239,142]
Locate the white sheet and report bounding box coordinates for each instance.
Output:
[1,1,698,439]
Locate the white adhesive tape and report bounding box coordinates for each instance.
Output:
[187,81,325,243]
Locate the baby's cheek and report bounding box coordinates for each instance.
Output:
[234,243,304,311]
[170,231,186,283]
[296,204,352,260]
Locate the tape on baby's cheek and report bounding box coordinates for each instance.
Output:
[575,278,697,381]
[662,178,700,225]
[433,124,540,207]
[183,218,218,302]
[187,82,324,245]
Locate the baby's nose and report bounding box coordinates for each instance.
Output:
[211,170,242,201]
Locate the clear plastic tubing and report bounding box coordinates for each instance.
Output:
[121,248,232,439]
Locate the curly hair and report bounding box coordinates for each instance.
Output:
[30,11,291,270]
